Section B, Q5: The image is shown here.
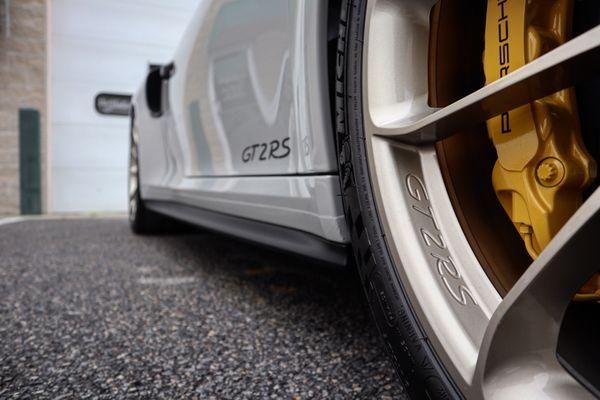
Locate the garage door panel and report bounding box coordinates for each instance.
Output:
[51,37,174,86]
[51,0,194,48]
[50,0,198,212]
[51,168,127,213]
[51,81,131,126]
[51,124,129,169]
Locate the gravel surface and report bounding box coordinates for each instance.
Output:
[0,218,406,399]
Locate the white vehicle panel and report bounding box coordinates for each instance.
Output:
[134,0,348,243]
[166,0,336,177]
[144,175,349,243]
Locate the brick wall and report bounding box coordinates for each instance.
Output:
[0,0,47,216]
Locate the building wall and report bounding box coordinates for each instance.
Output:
[49,0,198,213]
[0,0,197,215]
[0,0,47,216]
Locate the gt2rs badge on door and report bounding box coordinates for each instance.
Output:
[242,138,291,163]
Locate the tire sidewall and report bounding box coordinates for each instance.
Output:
[335,1,461,398]
[128,114,143,230]
[128,112,164,234]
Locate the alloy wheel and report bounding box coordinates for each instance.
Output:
[129,118,140,222]
[360,0,600,397]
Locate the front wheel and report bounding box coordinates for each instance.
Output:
[128,111,169,234]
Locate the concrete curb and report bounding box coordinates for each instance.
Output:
[0,214,127,227]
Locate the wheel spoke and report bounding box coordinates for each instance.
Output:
[473,188,600,398]
[372,25,600,144]
[129,175,137,198]
[131,123,139,145]
[128,122,140,214]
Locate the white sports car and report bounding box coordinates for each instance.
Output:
[128,0,600,398]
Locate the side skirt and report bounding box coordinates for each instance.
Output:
[146,200,349,266]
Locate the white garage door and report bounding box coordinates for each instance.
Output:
[49,0,198,213]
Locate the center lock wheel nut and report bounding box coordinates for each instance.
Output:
[536,157,565,187]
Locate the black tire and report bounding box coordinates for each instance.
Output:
[128,183,167,235]
[128,112,171,235]
[334,1,461,398]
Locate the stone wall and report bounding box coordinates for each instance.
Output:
[0,0,47,215]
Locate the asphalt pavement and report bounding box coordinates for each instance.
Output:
[0,218,406,399]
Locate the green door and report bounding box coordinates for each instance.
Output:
[19,108,41,215]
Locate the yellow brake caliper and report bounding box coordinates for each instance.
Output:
[484,0,598,298]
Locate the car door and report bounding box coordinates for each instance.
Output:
[166,0,336,178]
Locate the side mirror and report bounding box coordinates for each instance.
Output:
[145,62,175,117]
[145,67,163,117]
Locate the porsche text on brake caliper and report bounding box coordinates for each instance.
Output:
[484,0,598,296]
